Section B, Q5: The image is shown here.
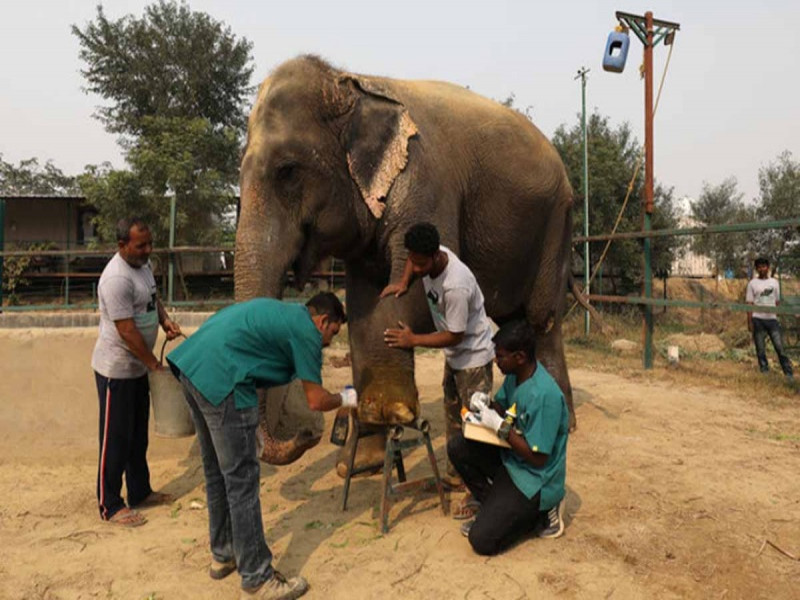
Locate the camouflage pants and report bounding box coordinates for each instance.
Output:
[443,360,493,477]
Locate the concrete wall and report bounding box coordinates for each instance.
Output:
[0,311,213,329]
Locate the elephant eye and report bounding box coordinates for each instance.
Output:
[273,161,303,201]
[275,162,299,183]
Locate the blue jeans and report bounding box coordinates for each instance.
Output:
[752,318,793,376]
[180,375,273,589]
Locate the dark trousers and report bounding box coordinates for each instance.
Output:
[180,374,273,590]
[95,372,153,520]
[752,318,793,376]
[447,431,543,555]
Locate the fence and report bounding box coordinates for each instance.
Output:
[3,210,799,368]
[574,217,800,367]
[0,244,345,311]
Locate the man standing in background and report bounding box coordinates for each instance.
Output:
[746,257,793,382]
[91,217,181,527]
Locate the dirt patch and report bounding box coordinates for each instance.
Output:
[664,332,726,353]
[1,328,799,599]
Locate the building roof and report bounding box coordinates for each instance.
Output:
[1,195,87,202]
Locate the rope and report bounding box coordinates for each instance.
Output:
[567,38,676,319]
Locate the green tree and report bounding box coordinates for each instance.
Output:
[72,0,253,137]
[751,151,800,274]
[690,178,750,275]
[552,112,682,295]
[0,154,79,195]
[72,1,252,247]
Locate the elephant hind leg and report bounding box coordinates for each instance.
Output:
[533,324,576,432]
[525,192,576,430]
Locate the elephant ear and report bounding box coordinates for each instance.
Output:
[339,76,418,219]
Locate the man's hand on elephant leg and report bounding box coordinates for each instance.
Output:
[379,283,408,299]
[384,321,415,349]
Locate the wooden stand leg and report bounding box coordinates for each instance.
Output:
[380,433,397,534]
[341,417,361,511]
[423,427,448,515]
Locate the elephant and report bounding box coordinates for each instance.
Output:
[235,55,576,468]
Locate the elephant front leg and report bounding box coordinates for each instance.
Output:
[334,262,432,477]
[345,261,431,425]
[256,384,323,465]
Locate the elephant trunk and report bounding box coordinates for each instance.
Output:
[235,181,303,301]
[235,178,313,465]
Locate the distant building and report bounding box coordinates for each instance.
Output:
[671,215,714,277]
[1,195,97,248]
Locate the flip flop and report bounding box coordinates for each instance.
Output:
[452,495,481,520]
[131,491,173,508]
[107,507,147,528]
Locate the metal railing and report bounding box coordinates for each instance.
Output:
[0,245,345,312]
[573,217,800,367]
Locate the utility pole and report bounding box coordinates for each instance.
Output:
[0,198,5,311]
[615,10,680,369]
[575,66,591,336]
[168,196,176,306]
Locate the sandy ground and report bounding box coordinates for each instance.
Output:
[1,328,799,600]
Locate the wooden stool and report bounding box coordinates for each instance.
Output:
[341,418,448,533]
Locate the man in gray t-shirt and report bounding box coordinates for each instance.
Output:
[745,257,793,379]
[92,217,181,527]
[383,223,494,489]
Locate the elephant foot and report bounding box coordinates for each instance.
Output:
[258,426,321,465]
[335,414,386,478]
[357,399,416,425]
[333,366,419,477]
[256,382,325,465]
[355,366,420,425]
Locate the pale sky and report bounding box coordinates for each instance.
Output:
[2,0,799,206]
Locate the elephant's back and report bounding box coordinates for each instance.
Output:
[389,79,551,149]
[369,74,572,317]
[385,78,566,193]
[387,80,571,318]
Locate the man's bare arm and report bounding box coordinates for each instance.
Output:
[301,380,347,412]
[507,430,549,468]
[156,299,181,339]
[114,319,160,370]
[380,257,415,298]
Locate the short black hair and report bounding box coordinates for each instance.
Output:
[404,222,440,256]
[306,292,347,323]
[116,217,149,243]
[754,257,770,267]
[492,320,537,361]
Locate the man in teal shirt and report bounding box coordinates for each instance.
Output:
[167,292,356,600]
[447,320,569,555]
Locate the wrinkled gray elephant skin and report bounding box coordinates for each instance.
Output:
[236,56,575,466]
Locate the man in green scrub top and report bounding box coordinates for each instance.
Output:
[447,320,569,556]
[167,292,356,600]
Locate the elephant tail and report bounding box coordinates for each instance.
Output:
[568,272,608,333]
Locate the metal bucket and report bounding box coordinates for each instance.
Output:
[149,337,195,438]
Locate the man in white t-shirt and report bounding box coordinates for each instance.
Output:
[745,257,793,380]
[382,222,495,490]
[91,217,181,527]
